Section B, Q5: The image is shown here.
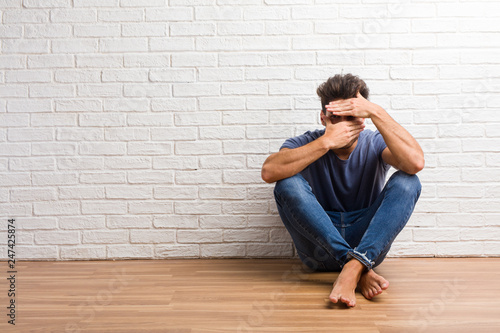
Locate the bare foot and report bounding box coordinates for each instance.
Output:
[329,259,365,307]
[357,269,389,300]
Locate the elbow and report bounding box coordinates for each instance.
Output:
[261,165,275,183]
[404,156,425,175]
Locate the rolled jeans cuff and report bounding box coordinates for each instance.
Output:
[346,248,375,271]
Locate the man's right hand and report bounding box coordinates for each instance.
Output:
[320,114,365,150]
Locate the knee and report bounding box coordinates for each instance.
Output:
[274,173,309,201]
[388,171,422,196]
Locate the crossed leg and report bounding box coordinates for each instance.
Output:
[274,171,421,307]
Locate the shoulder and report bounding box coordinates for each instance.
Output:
[360,129,385,144]
[281,128,325,149]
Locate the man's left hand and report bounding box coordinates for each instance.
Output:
[325,92,381,119]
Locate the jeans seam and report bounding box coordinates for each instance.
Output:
[276,190,345,268]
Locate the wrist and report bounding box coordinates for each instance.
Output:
[369,104,386,121]
[318,134,334,151]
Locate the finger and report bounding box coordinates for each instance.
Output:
[326,103,352,111]
[329,110,354,117]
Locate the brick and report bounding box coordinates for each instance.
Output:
[199,126,245,140]
[146,7,192,21]
[0,25,23,38]
[80,172,126,184]
[124,54,170,67]
[56,99,102,111]
[59,186,105,200]
[105,186,151,199]
[10,187,56,201]
[223,170,263,184]
[52,39,97,53]
[35,230,79,245]
[154,186,197,199]
[77,83,122,97]
[4,9,48,23]
[107,245,154,259]
[199,186,246,200]
[200,216,246,229]
[79,114,126,127]
[222,201,268,214]
[175,112,220,126]
[9,157,55,171]
[34,201,79,216]
[100,38,148,53]
[102,69,149,82]
[103,157,150,169]
[51,9,97,22]
[129,201,173,214]
[0,143,30,156]
[16,217,57,230]
[127,142,172,155]
[154,216,198,229]
[201,244,245,258]
[175,170,222,185]
[81,201,127,214]
[130,230,175,243]
[60,246,106,260]
[175,141,222,155]
[156,244,199,258]
[2,39,49,53]
[223,229,269,242]
[153,156,197,170]
[175,201,221,214]
[149,37,194,52]
[151,127,197,141]
[32,172,78,186]
[25,24,71,38]
[124,84,171,97]
[151,98,196,112]
[7,100,51,112]
[61,216,105,230]
[247,244,293,257]
[55,70,100,83]
[122,23,167,37]
[0,56,25,69]
[104,127,148,141]
[76,55,122,68]
[170,23,216,36]
[7,128,54,142]
[128,171,174,184]
[149,69,196,82]
[107,215,152,228]
[199,156,245,169]
[178,230,222,243]
[223,111,268,125]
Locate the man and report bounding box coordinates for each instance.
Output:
[261,73,424,307]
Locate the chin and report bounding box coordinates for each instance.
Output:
[341,138,359,150]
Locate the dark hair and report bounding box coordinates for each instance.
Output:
[316,73,369,114]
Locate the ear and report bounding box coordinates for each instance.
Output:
[320,111,326,126]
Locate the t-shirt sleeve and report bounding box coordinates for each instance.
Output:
[372,130,390,169]
[280,131,316,150]
[372,130,387,156]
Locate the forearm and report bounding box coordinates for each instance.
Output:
[261,138,329,183]
[371,106,425,173]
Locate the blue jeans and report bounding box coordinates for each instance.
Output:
[274,171,421,272]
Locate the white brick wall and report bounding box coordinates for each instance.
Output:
[1,0,499,260]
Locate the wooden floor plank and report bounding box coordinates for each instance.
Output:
[1,258,500,332]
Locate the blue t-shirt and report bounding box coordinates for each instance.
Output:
[280,129,390,212]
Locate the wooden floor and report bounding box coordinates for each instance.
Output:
[2,258,500,332]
